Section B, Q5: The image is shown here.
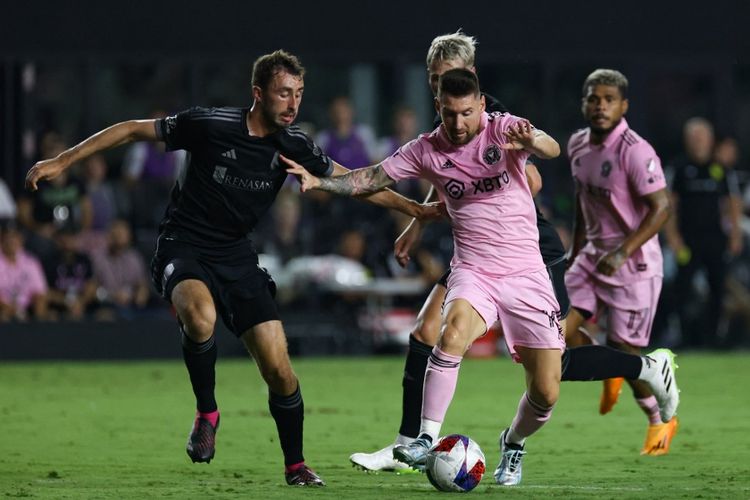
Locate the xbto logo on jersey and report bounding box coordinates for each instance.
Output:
[212,165,274,191]
[483,144,502,165]
[444,179,465,199]
[472,171,510,194]
[601,161,612,177]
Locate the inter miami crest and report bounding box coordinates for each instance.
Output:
[483,144,502,165]
[600,161,612,177]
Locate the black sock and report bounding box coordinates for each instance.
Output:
[561,345,641,381]
[398,335,433,438]
[181,331,217,413]
[269,385,304,466]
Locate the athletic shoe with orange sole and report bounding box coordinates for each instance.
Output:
[599,377,624,415]
[641,416,679,456]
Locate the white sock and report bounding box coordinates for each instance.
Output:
[506,427,526,447]
[419,418,442,442]
[395,434,413,446]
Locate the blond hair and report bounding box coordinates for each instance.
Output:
[426,30,477,68]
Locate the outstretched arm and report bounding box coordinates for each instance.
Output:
[319,163,396,196]
[500,120,560,159]
[283,155,442,221]
[331,163,434,220]
[26,120,158,191]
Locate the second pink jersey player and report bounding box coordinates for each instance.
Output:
[381,111,563,357]
[566,117,666,342]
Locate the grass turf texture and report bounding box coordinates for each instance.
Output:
[1,353,749,498]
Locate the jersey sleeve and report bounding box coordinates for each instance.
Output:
[282,129,334,177]
[380,137,425,182]
[623,141,667,196]
[156,107,202,152]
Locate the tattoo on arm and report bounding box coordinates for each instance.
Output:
[318,164,395,196]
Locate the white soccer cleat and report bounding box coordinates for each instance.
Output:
[494,429,526,486]
[349,444,411,472]
[644,348,680,422]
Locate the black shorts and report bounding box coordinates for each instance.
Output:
[433,255,570,319]
[151,234,279,336]
[546,256,570,319]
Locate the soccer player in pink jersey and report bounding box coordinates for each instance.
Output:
[565,69,679,455]
[346,31,679,475]
[285,68,567,485]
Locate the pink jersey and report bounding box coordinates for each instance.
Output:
[382,112,544,277]
[567,118,666,286]
[0,250,48,310]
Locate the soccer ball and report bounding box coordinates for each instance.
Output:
[425,434,486,492]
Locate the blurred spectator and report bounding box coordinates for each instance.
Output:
[91,220,150,318]
[664,118,743,347]
[0,178,17,222]
[715,137,740,171]
[83,154,129,232]
[713,136,750,346]
[315,96,377,168]
[43,226,98,320]
[122,110,186,187]
[122,110,185,230]
[386,212,443,284]
[0,222,49,322]
[376,105,429,201]
[259,188,304,264]
[337,229,369,266]
[17,138,92,259]
[377,105,418,160]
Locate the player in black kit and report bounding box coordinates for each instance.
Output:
[25,50,438,487]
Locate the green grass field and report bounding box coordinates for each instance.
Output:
[2,353,749,499]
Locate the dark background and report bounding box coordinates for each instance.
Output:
[2,1,749,358]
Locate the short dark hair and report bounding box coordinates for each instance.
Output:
[251,50,305,91]
[582,69,628,99]
[437,68,480,99]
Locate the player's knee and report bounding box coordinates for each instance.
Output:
[413,314,441,345]
[530,379,560,407]
[439,324,469,352]
[261,364,296,393]
[179,302,216,341]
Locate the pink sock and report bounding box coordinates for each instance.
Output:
[198,410,220,428]
[636,396,661,424]
[421,346,463,424]
[508,392,554,444]
[285,461,305,473]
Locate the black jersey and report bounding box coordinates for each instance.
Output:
[669,156,740,239]
[433,93,565,264]
[156,107,333,245]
